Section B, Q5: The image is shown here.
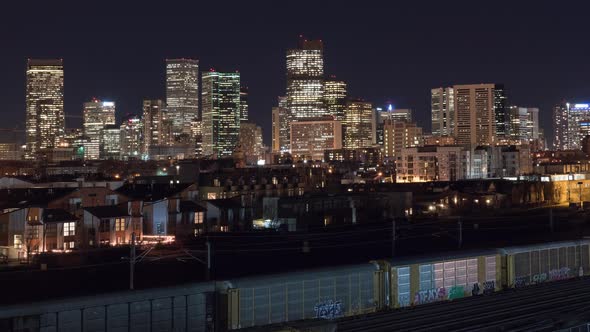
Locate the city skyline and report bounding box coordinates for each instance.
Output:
[3,3,590,147]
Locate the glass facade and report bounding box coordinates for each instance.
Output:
[201,71,241,158]
[323,78,347,121]
[286,39,325,120]
[25,59,64,159]
[343,100,374,149]
[83,99,116,160]
[166,59,199,138]
[431,87,454,137]
[120,115,142,160]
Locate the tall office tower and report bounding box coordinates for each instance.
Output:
[290,118,342,161]
[431,87,455,137]
[383,120,423,159]
[83,99,116,160]
[568,103,590,150]
[166,59,199,139]
[191,119,203,158]
[120,115,142,160]
[553,101,569,150]
[323,77,347,120]
[343,99,374,149]
[237,122,263,165]
[102,125,121,160]
[494,84,509,138]
[286,38,325,120]
[201,70,241,158]
[272,96,290,153]
[142,99,167,156]
[25,59,65,159]
[453,84,496,146]
[240,86,249,122]
[510,106,539,142]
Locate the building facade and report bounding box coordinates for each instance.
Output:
[142,99,168,158]
[553,101,569,150]
[240,86,249,122]
[286,38,325,120]
[25,59,65,159]
[396,146,465,182]
[343,99,373,149]
[120,115,142,160]
[237,122,263,165]
[201,70,241,158]
[290,119,342,161]
[453,84,496,146]
[323,77,347,121]
[383,120,423,159]
[83,99,116,160]
[165,59,199,139]
[101,125,121,160]
[431,87,455,137]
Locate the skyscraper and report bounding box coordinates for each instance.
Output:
[166,59,199,139]
[142,99,167,157]
[201,70,241,158]
[83,99,116,160]
[383,120,423,159]
[453,84,496,146]
[272,96,290,153]
[237,122,263,165]
[102,125,121,160]
[120,115,142,160]
[290,119,342,161]
[431,87,455,137]
[343,99,374,149]
[240,86,249,122]
[510,106,539,142]
[494,84,509,138]
[286,38,325,120]
[323,77,347,121]
[25,59,64,159]
[553,101,569,150]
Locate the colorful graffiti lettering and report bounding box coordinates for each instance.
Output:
[314,300,344,319]
[548,267,570,281]
[514,276,528,288]
[532,273,547,284]
[448,286,464,300]
[414,287,447,305]
[483,281,495,295]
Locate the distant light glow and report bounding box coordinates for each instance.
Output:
[388,104,393,111]
[257,159,266,166]
[574,103,589,108]
[102,101,114,107]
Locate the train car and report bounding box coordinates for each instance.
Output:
[217,262,385,330]
[387,249,501,308]
[500,239,590,288]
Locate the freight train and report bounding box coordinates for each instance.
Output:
[218,239,590,330]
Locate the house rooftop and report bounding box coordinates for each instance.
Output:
[0,188,76,210]
[84,205,129,219]
[116,182,193,202]
[43,209,78,223]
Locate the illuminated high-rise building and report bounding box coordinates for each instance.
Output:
[142,99,167,157]
[383,120,423,159]
[83,99,116,160]
[102,125,121,160]
[431,87,455,137]
[240,86,249,122]
[286,38,325,120]
[201,70,241,158]
[509,106,539,142]
[453,84,496,146]
[25,59,64,158]
[120,115,142,160]
[272,96,290,153]
[237,122,263,165]
[166,59,199,138]
[323,77,347,120]
[290,119,342,161]
[494,84,509,138]
[343,99,374,149]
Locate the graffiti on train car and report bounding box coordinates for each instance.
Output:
[414,287,447,305]
[548,267,571,281]
[515,276,528,288]
[314,300,344,319]
[448,286,464,300]
[483,281,495,295]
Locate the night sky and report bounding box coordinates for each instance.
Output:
[2,1,590,146]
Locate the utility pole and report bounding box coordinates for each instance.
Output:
[391,217,396,258]
[458,218,463,248]
[130,232,136,290]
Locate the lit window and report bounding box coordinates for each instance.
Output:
[194,212,203,224]
[64,222,76,236]
[14,235,22,249]
[115,218,126,231]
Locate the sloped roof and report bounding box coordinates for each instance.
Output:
[84,205,129,218]
[0,188,76,210]
[116,183,192,202]
[43,209,78,223]
[179,200,206,213]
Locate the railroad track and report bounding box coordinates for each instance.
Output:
[337,277,590,331]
